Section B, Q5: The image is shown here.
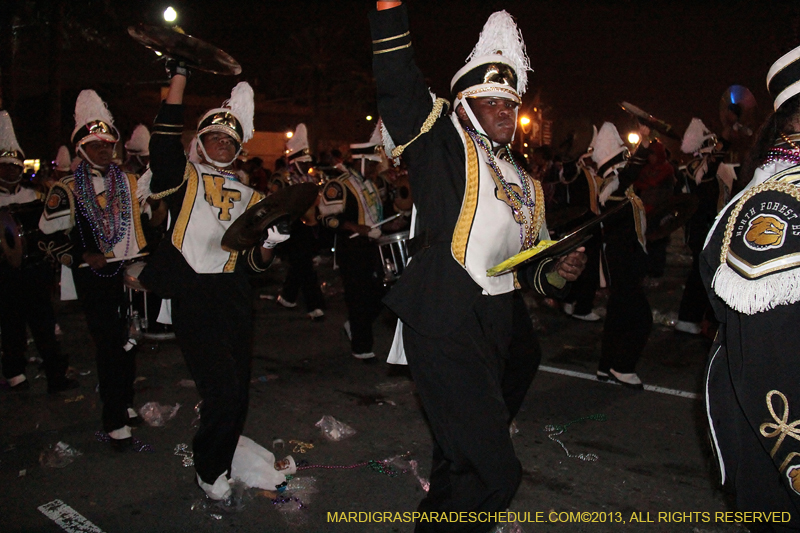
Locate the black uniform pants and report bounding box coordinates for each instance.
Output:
[678,239,712,324]
[171,274,253,484]
[338,244,385,354]
[0,262,68,385]
[599,236,652,374]
[73,266,134,433]
[403,291,540,533]
[281,222,325,312]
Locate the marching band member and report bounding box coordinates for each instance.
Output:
[143,65,288,501]
[272,123,327,320]
[0,111,77,393]
[371,3,586,530]
[675,118,732,335]
[122,124,151,175]
[39,90,148,446]
[319,124,386,359]
[591,121,652,389]
[702,44,800,527]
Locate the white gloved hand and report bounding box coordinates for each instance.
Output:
[367,227,382,240]
[262,225,291,249]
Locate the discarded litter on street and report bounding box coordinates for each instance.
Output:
[315,415,356,441]
[39,442,82,468]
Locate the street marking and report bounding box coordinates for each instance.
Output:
[38,500,106,533]
[538,365,699,400]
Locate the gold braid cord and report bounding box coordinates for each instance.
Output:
[150,163,192,200]
[391,98,450,158]
[719,181,800,264]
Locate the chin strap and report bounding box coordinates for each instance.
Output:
[196,135,241,168]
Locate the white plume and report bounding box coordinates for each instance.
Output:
[125,124,151,154]
[286,123,309,153]
[74,90,114,130]
[224,82,255,144]
[466,11,531,95]
[591,122,625,167]
[55,145,71,171]
[681,118,714,154]
[0,111,23,155]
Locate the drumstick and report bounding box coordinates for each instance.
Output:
[348,213,403,239]
[77,252,148,268]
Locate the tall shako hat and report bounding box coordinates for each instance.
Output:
[286,123,311,163]
[767,44,800,111]
[0,111,24,167]
[54,145,71,171]
[125,125,151,156]
[71,90,120,146]
[591,122,629,178]
[450,11,531,139]
[681,118,716,154]
[196,81,254,168]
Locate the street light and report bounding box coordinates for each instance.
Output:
[286,131,294,139]
[627,132,640,145]
[519,116,531,133]
[366,115,373,121]
[163,6,177,23]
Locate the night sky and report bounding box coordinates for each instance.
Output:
[4,0,800,160]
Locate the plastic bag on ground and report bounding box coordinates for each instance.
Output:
[231,435,296,491]
[138,402,181,427]
[315,415,356,441]
[39,442,82,468]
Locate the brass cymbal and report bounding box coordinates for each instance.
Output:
[619,101,681,140]
[221,183,320,252]
[128,24,242,75]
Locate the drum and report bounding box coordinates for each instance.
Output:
[123,261,175,341]
[0,201,46,269]
[377,231,409,285]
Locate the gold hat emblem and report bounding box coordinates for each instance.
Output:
[745,215,786,250]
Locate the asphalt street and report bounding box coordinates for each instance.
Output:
[0,233,755,533]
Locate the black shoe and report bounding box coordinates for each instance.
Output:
[109,437,133,452]
[47,378,80,394]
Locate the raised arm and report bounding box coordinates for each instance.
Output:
[369,2,439,146]
[149,71,189,195]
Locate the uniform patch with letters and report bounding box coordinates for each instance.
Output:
[725,186,800,279]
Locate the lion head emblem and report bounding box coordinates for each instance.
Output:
[745,215,786,250]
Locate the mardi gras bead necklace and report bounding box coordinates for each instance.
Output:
[466,127,537,249]
[73,161,132,253]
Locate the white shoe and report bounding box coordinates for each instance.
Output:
[307,309,324,320]
[674,320,701,335]
[197,471,232,501]
[562,302,575,316]
[343,321,352,340]
[109,425,132,440]
[609,369,644,390]
[276,295,297,308]
[352,352,375,360]
[572,311,601,322]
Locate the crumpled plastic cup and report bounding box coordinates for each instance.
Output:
[315,415,356,441]
[39,441,82,468]
[138,402,181,427]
